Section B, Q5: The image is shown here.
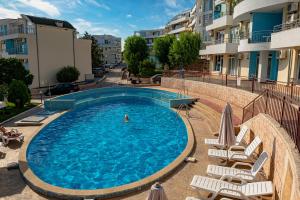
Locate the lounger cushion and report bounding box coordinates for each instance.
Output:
[207,165,253,181]
[191,176,273,198]
[208,149,248,160]
[21,116,47,122]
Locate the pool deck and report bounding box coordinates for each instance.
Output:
[0,86,242,200]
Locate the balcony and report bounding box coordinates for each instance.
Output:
[1,45,28,59]
[238,31,271,52]
[233,0,297,22]
[199,38,238,55]
[0,27,34,40]
[167,27,188,35]
[271,19,300,49]
[206,13,233,31]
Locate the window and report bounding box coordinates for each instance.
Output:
[215,30,225,44]
[214,55,223,71]
[228,55,237,75]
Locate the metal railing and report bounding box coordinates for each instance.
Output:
[242,89,300,152]
[176,103,190,119]
[163,70,300,105]
[4,45,28,55]
[163,70,300,152]
[210,37,239,45]
[0,27,35,36]
[273,19,300,33]
[240,30,272,43]
[213,10,233,20]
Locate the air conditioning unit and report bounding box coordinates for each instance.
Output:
[245,53,249,60]
[278,50,287,59]
[288,13,298,22]
[237,54,244,60]
[288,3,298,13]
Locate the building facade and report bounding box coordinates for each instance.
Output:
[134,29,164,47]
[165,9,192,37]
[0,14,92,88]
[94,35,122,65]
[200,0,300,84]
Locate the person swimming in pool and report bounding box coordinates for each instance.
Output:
[124,114,129,122]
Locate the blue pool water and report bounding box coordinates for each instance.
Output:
[27,96,188,190]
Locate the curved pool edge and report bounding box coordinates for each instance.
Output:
[19,100,195,200]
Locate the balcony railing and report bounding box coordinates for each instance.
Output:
[213,10,232,20]
[240,30,272,43]
[273,19,300,33]
[211,37,239,45]
[0,27,35,36]
[4,45,28,55]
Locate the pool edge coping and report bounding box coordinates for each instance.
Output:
[18,90,195,200]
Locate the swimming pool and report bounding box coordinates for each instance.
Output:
[25,88,191,195]
[44,87,195,110]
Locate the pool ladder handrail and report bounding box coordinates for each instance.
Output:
[177,88,188,98]
[176,103,190,119]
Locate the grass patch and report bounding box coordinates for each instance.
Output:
[0,102,38,123]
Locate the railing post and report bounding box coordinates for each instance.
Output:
[251,76,255,93]
[236,75,238,88]
[225,74,228,86]
[280,96,286,126]
[265,90,269,114]
[290,81,294,100]
[296,107,300,150]
[252,100,255,118]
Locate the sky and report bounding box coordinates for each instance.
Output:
[0,0,195,44]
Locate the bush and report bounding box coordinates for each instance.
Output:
[0,58,33,85]
[0,84,8,101]
[139,60,156,77]
[56,66,80,83]
[8,80,30,108]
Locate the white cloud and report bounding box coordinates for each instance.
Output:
[128,24,137,29]
[85,0,110,10]
[73,18,120,36]
[17,0,60,17]
[126,14,132,18]
[165,0,178,8]
[0,7,21,19]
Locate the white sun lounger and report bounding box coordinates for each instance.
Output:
[15,115,47,126]
[190,176,273,200]
[207,151,268,183]
[208,136,262,161]
[186,197,232,200]
[205,125,249,148]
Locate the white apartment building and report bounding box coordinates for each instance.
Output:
[0,14,92,88]
[199,0,300,84]
[134,29,164,47]
[165,9,192,37]
[94,35,122,65]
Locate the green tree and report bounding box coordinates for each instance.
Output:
[0,84,8,101]
[8,80,30,108]
[0,58,33,85]
[56,66,80,83]
[169,32,201,69]
[153,35,176,69]
[124,35,148,76]
[139,60,156,77]
[80,32,103,68]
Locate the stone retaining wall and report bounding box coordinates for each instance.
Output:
[244,114,300,200]
[161,77,258,108]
